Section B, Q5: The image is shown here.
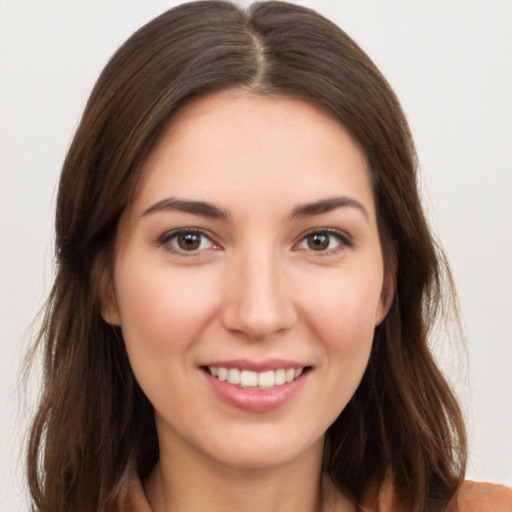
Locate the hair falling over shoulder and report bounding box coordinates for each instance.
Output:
[25,2,466,511]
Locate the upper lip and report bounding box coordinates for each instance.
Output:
[200,359,309,372]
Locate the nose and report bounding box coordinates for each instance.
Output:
[221,248,297,341]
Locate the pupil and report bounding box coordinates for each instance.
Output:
[178,233,201,250]
[308,233,329,251]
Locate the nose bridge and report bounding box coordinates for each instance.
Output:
[222,243,296,340]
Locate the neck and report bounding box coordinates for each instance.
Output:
[144,435,350,512]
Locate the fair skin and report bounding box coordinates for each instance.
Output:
[103,90,392,512]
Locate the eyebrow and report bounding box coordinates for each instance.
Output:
[290,196,369,221]
[142,198,230,220]
[142,195,368,222]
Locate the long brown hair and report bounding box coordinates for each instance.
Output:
[26,2,466,510]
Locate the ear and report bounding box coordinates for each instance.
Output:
[100,280,121,326]
[93,253,121,326]
[375,263,397,326]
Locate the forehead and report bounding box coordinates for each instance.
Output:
[132,89,375,218]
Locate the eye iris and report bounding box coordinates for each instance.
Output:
[177,233,201,251]
[307,233,330,251]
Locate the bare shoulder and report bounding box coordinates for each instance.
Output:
[449,481,512,512]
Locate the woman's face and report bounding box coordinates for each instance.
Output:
[103,90,392,470]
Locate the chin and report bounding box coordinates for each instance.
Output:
[197,427,325,471]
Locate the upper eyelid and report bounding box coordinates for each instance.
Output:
[297,227,354,244]
[159,227,215,240]
[157,227,221,250]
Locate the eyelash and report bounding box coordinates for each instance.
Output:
[157,228,220,255]
[157,228,354,256]
[295,228,354,255]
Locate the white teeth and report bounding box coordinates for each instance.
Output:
[274,369,286,386]
[240,370,258,387]
[258,370,275,388]
[207,366,306,388]
[227,368,240,385]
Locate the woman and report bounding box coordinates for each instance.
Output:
[26,1,512,511]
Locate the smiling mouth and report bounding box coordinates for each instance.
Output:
[202,366,311,389]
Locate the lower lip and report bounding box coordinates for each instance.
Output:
[202,370,308,413]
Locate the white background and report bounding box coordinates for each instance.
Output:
[1,0,511,509]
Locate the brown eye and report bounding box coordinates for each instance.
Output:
[297,230,350,253]
[177,232,202,251]
[162,230,216,253]
[306,233,330,251]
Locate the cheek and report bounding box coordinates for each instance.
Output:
[113,259,223,418]
[298,266,382,393]
[319,281,379,414]
[303,268,383,341]
[113,258,220,356]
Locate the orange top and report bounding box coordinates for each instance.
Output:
[358,472,512,511]
[118,472,512,511]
